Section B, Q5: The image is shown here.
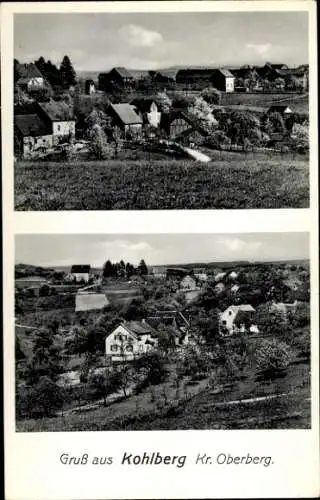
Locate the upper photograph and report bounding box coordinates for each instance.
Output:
[13,11,310,211]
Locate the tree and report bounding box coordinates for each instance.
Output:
[255,339,292,378]
[16,376,66,419]
[133,352,168,385]
[59,55,76,89]
[103,260,114,278]
[291,122,309,152]
[88,124,112,160]
[188,96,218,131]
[88,369,121,405]
[137,259,148,276]
[201,87,221,105]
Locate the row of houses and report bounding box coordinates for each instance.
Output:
[96,62,308,93]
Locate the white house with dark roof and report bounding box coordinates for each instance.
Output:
[37,101,76,144]
[14,114,53,157]
[211,69,235,92]
[15,63,47,91]
[105,320,157,361]
[70,265,91,283]
[219,304,259,336]
[107,103,143,138]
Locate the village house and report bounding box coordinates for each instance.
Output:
[151,69,178,85]
[152,266,167,279]
[98,67,134,91]
[105,320,157,362]
[219,305,259,336]
[175,68,215,86]
[166,267,190,279]
[147,307,190,345]
[14,114,53,157]
[228,271,239,280]
[15,63,47,92]
[210,69,235,92]
[130,98,162,128]
[85,79,96,95]
[194,272,208,282]
[106,103,143,138]
[180,275,198,291]
[163,110,208,143]
[70,265,91,283]
[37,101,76,144]
[231,66,263,92]
[75,292,109,312]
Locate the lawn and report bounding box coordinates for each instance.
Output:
[15,152,309,210]
[16,358,310,432]
[220,93,309,114]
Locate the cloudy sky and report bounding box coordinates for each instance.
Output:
[14,12,308,71]
[15,233,309,268]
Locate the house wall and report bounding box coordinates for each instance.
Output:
[147,103,161,127]
[52,121,76,142]
[72,272,90,282]
[225,76,235,92]
[22,134,53,157]
[105,325,154,361]
[170,117,190,137]
[219,308,237,335]
[27,77,45,90]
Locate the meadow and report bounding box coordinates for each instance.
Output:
[15,151,309,210]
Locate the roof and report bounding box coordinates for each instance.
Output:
[154,69,178,80]
[38,100,75,121]
[71,265,91,273]
[228,305,255,314]
[217,68,235,78]
[75,293,109,312]
[122,320,155,337]
[14,114,51,137]
[109,103,143,125]
[111,67,134,79]
[16,63,43,80]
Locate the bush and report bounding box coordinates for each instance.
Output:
[255,339,292,378]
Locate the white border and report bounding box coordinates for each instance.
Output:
[2,2,319,499]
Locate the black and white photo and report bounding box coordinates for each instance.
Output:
[13,10,311,210]
[15,233,311,431]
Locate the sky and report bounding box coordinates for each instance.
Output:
[14,12,308,71]
[15,233,309,268]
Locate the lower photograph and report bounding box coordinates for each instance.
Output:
[14,232,310,432]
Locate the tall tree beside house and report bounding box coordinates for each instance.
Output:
[137,259,148,276]
[88,124,112,160]
[59,55,77,89]
[125,262,135,278]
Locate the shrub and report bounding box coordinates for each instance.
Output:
[255,339,292,377]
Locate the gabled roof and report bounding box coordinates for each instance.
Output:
[14,114,51,137]
[154,69,178,80]
[16,63,43,80]
[227,304,255,314]
[217,68,235,78]
[111,67,134,79]
[38,100,75,121]
[109,103,143,125]
[71,265,91,273]
[122,320,155,337]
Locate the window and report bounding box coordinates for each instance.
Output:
[229,311,232,316]
[114,334,122,341]
[222,320,227,325]
[57,125,61,132]
[126,345,133,352]
[110,345,118,352]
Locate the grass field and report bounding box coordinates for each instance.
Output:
[16,358,310,432]
[220,93,309,114]
[15,151,309,210]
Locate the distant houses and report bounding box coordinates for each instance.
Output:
[219,305,259,336]
[15,62,47,92]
